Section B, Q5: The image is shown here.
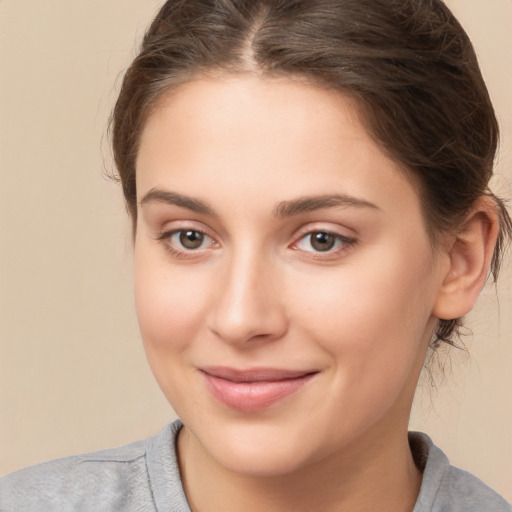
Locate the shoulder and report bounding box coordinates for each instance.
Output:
[442,465,511,509]
[0,421,183,512]
[410,432,511,512]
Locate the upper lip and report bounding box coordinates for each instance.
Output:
[200,366,318,383]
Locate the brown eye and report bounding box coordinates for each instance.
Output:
[179,230,205,250]
[294,230,356,255]
[310,232,336,252]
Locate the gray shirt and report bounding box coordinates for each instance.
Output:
[1,420,510,511]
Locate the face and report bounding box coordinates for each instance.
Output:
[135,75,445,477]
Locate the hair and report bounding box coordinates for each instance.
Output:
[111,0,511,346]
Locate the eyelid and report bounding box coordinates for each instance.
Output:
[290,224,358,256]
[154,222,220,258]
[155,219,217,241]
[292,222,357,242]
[156,228,213,245]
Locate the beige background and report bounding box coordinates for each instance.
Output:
[0,0,511,500]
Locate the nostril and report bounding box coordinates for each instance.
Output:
[208,306,288,346]
[206,258,288,345]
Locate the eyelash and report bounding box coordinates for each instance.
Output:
[291,231,357,257]
[155,228,357,259]
[156,229,216,259]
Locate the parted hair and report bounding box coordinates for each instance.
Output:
[111,0,511,346]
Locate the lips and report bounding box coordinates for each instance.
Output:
[200,367,317,412]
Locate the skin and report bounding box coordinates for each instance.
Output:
[133,75,497,511]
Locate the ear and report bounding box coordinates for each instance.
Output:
[433,197,500,321]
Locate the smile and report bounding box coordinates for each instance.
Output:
[199,367,318,412]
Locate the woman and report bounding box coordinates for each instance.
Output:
[1,0,510,510]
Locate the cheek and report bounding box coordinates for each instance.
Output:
[133,249,215,412]
[133,249,211,356]
[290,244,436,362]
[289,250,436,431]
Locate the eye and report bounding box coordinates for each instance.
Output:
[175,229,207,250]
[157,228,217,256]
[295,231,355,254]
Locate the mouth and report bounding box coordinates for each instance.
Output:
[199,366,318,412]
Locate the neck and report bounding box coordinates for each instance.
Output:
[177,421,422,512]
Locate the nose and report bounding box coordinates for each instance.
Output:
[207,249,288,346]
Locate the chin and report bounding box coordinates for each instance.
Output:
[213,441,313,478]
[184,415,328,478]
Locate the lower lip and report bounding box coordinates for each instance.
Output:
[202,372,315,412]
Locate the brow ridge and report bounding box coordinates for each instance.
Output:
[140,189,378,218]
[273,194,379,217]
[139,188,215,215]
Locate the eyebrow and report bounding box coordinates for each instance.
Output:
[273,194,380,217]
[140,188,215,215]
[139,188,379,217]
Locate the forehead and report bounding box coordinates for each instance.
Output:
[136,75,422,222]
[139,75,364,165]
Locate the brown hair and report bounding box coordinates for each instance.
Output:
[111,0,511,346]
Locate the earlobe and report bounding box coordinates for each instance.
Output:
[433,197,500,321]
